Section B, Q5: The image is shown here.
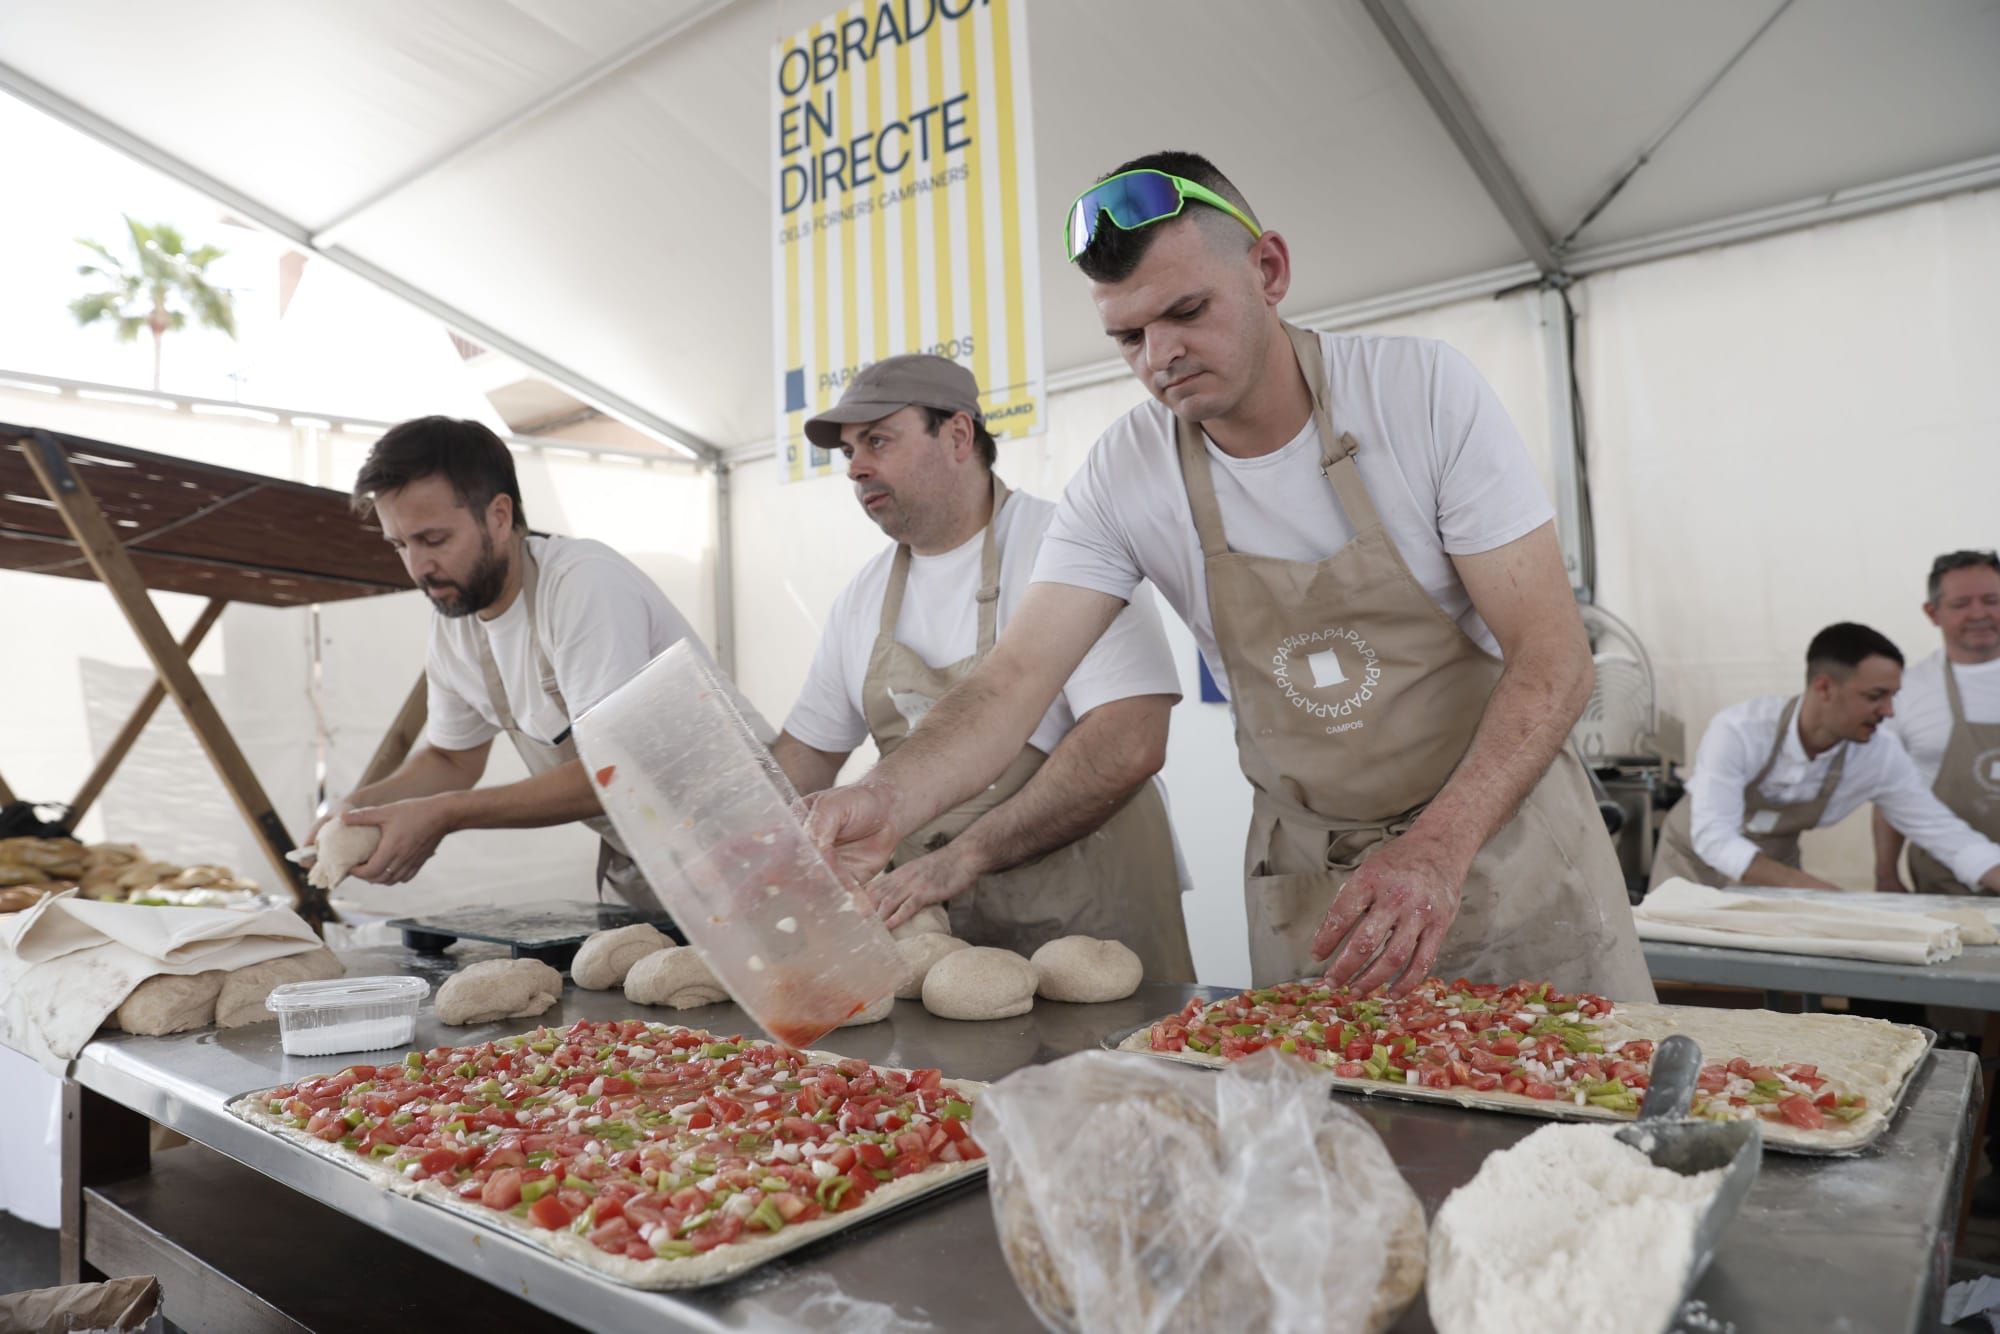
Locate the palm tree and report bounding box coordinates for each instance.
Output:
[69,216,236,391]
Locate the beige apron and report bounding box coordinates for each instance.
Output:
[861,478,1196,981]
[1908,664,2000,894]
[1184,322,1652,1000]
[472,541,661,914]
[1648,696,1847,890]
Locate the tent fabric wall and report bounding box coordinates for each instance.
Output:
[1582,185,2000,885]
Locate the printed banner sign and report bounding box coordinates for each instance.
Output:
[772,0,1043,481]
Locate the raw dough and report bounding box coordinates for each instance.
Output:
[1427,1123,1723,1334]
[1031,936,1142,1003]
[215,949,346,1027]
[571,924,671,990]
[434,959,563,1025]
[115,970,225,1035]
[309,816,382,891]
[624,946,729,1009]
[1930,907,1999,946]
[896,934,971,999]
[891,904,949,940]
[922,947,1036,1021]
[838,991,896,1027]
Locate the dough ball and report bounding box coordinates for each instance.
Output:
[1031,936,1143,1004]
[922,946,1036,1021]
[116,970,225,1035]
[839,991,896,1027]
[215,948,345,1028]
[896,934,971,999]
[891,904,950,940]
[309,816,381,891]
[434,958,563,1026]
[624,946,729,1009]
[570,924,671,990]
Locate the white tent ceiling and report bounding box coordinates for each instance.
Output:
[3,0,1997,460]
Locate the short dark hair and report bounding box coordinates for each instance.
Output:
[1928,549,2000,603]
[1074,150,1259,284]
[918,405,997,469]
[352,416,527,531]
[1805,622,1903,683]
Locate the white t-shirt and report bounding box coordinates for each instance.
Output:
[783,488,1182,757]
[1031,331,1554,691]
[1884,650,2000,786]
[1686,694,2000,886]
[426,534,766,751]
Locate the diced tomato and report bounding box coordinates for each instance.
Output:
[855,1142,890,1171]
[1523,1082,1560,1101]
[528,1196,572,1230]
[587,1216,635,1254]
[481,1168,523,1210]
[1420,1070,1453,1090]
[1501,1074,1527,1095]
[417,1148,460,1179]
[1778,1095,1826,1131]
[1814,1092,1838,1109]
[686,1110,714,1130]
[1334,1061,1366,1078]
[685,1215,744,1252]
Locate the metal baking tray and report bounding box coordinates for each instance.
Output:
[1099,1018,1936,1158]
[227,1065,986,1291]
[386,899,683,970]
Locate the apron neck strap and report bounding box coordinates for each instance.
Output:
[880,475,1011,655]
[474,536,562,735]
[1174,322,1379,559]
[1945,659,1970,725]
[1755,695,1847,798]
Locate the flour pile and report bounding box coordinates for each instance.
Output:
[1427,1123,1725,1334]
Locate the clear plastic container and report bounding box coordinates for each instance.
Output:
[574,641,903,1048]
[265,975,429,1056]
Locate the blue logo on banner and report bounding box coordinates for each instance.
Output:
[784,367,807,413]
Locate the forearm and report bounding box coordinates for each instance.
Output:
[772,732,849,797]
[439,760,603,832]
[347,745,484,808]
[864,660,1059,840]
[1738,853,1839,891]
[1406,635,1590,876]
[1871,808,1908,887]
[951,697,1170,876]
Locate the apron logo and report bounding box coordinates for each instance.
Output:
[1977,748,2000,798]
[1271,628,1383,731]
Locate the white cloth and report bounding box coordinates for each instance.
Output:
[427,533,768,750]
[1685,694,2000,887]
[1031,331,1554,691]
[0,891,321,1072]
[1635,878,1963,965]
[1885,650,2000,785]
[783,489,1183,757]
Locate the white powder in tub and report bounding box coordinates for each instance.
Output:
[1427,1123,1725,1334]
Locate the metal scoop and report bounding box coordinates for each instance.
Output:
[1615,1034,1761,1326]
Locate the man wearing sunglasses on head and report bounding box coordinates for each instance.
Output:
[769,356,1195,979]
[807,151,1652,1000]
[1874,550,2000,894]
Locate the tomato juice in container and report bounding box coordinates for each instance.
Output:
[572,642,901,1048]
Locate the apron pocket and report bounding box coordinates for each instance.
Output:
[1245,868,1345,937]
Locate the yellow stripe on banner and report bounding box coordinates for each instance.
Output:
[810,17,832,479]
[896,16,920,355]
[838,21,860,427]
[926,14,952,366]
[991,0,1030,434]
[867,24,888,363]
[782,33,805,482]
[956,4,991,415]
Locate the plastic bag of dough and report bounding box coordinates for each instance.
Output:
[979,1050,1425,1334]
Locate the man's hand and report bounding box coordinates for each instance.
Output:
[873,842,982,930]
[803,782,904,893]
[1310,833,1465,995]
[342,795,459,885]
[1874,873,1912,893]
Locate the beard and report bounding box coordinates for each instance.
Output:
[422,531,509,618]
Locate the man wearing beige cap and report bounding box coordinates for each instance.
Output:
[771,355,1196,979]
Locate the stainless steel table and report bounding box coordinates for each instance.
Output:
[1644,941,2000,1009]
[58,945,1979,1333]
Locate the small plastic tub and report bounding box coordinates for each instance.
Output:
[265,976,429,1057]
